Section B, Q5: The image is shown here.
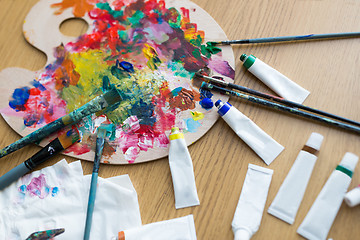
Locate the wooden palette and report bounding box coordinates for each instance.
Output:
[0,0,234,164]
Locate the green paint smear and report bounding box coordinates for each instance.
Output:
[167,8,181,28]
[168,61,195,78]
[190,35,203,47]
[96,2,123,18]
[192,49,201,59]
[128,10,145,26]
[200,42,222,57]
[118,30,128,42]
[204,42,222,54]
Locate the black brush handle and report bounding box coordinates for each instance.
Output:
[24,138,64,170]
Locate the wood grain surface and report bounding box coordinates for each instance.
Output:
[0,0,359,239]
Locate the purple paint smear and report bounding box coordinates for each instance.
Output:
[208,55,235,79]
[18,174,59,199]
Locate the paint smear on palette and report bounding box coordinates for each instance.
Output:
[18,174,59,201]
[4,0,234,163]
[185,118,201,133]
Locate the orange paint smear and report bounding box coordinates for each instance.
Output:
[180,7,205,41]
[51,0,96,17]
[170,88,200,111]
[53,59,80,90]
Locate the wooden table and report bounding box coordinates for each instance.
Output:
[1,0,359,239]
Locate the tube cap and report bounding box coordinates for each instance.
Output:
[344,187,360,207]
[234,229,251,240]
[169,127,184,140]
[305,132,324,151]
[215,100,232,116]
[171,127,179,134]
[240,54,256,69]
[240,54,247,62]
[339,152,359,173]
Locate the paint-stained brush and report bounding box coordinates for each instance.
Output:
[195,72,360,127]
[0,128,80,190]
[201,82,360,135]
[0,88,122,159]
[84,124,114,240]
[26,228,65,240]
[208,32,360,45]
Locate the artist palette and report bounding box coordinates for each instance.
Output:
[0,0,234,164]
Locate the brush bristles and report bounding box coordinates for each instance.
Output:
[103,88,123,106]
[58,129,80,149]
[97,127,107,139]
[97,124,114,139]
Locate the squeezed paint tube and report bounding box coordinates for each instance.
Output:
[344,184,360,207]
[168,127,200,209]
[232,164,273,240]
[215,100,284,165]
[268,132,324,224]
[297,152,359,240]
[240,54,310,104]
[114,215,197,240]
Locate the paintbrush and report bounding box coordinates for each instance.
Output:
[84,124,113,240]
[0,88,122,159]
[26,228,65,240]
[201,82,360,135]
[0,128,80,190]
[208,32,360,45]
[195,73,360,127]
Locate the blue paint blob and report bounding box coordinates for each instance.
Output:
[9,87,30,112]
[66,129,73,137]
[51,187,59,197]
[185,118,201,133]
[199,87,213,99]
[171,87,182,97]
[19,185,27,193]
[129,99,156,126]
[200,98,214,110]
[31,80,46,91]
[119,61,135,73]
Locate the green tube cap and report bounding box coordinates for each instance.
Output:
[240,54,256,69]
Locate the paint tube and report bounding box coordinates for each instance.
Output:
[168,127,200,209]
[344,184,360,207]
[232,164,273,240]
[215,100,284,165]
[240,54,310,104]
[114,215,197,240]
[297,152,359,240]
[268,132,324,224]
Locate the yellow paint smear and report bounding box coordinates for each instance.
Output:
[191,111,204,121]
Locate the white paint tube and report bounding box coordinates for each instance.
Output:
[232,164,273,240]
[240,54,310,104]
[114,215,197,240]
[297,152,359,240]
[344,184,360,207]
[215,100,284,165]
[168,127,200,209]
[268,132,324,224]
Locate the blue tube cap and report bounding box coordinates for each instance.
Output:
[215,100,232,116]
